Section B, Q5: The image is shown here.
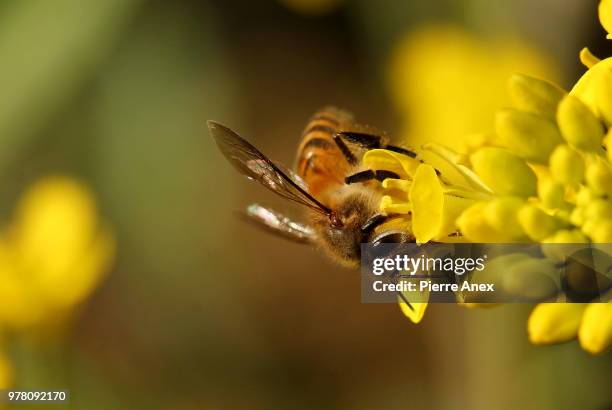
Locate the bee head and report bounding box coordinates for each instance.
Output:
[312,191,380,268]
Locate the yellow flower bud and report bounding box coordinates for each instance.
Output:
[605,130,612,163]
[584,198,612,221]
[538,176,566,209]
[456,202,499,242]
[589,219,612,243]
[485,197,527,241]
[570,206,585,226]
[528,303,586,344]
[578,302,612,354]
[557,95,605,152]
[464,253,529,303]
[463,133,498,154]
[496,109,562,163]
[549,145,585,185]
[545,228,589,243]
[541,229,589,262]
[507,73,566,118]
[600,0,612,39]
[585,158,612,196]
[575,186,598,207]
[596,65,612,126]
[503,257,559,300]
[470,147,537,197]
[518,204,564,240]
[581,219,598,238]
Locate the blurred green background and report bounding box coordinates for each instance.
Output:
[0,0,610,409]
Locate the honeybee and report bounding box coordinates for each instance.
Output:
[208,107,416,268]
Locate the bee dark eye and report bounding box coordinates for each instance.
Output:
[329,212,344,228]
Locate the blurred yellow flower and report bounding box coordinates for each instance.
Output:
[0,349,12,388]
[0,176,115,332]
[388,25,559,152]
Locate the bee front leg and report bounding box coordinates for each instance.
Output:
[345,169,399,184]
[389,268,414,311]
[336,131,418,158]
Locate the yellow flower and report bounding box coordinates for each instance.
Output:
[527,301,612,354]
[578,302,612,354]
[399,298,427,324]
[377,4,612,342]
[0,176,115,331]
[528,303,586,345]
[388,25,559,152]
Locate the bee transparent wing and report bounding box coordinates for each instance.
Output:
[208,121,330,215]
[243,204,315,244]
[273,162,309,192]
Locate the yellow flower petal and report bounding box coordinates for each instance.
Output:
[362,149,419,179]
[578,302,612,354]
[571,57,612,122]
[399,298,427,324]
[421,143,493,194]
[409,164,443,243]
[528,303,586,345]
[436,194,475,240]
[380,195,412,215]
[381,178,411,192]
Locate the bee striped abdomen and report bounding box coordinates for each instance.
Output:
[295,108,354,199]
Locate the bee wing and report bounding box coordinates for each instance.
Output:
[273,162,309,192]
[242,204,315,244]
[208,121,330,215]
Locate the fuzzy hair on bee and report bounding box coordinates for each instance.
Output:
[309,184,382,267]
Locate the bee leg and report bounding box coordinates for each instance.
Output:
[332,134,358,166]
[384,144,418,158]
[337,131,418,158]
[390,269,414,311]
[336,131,381,149]
[345,169,399,184]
